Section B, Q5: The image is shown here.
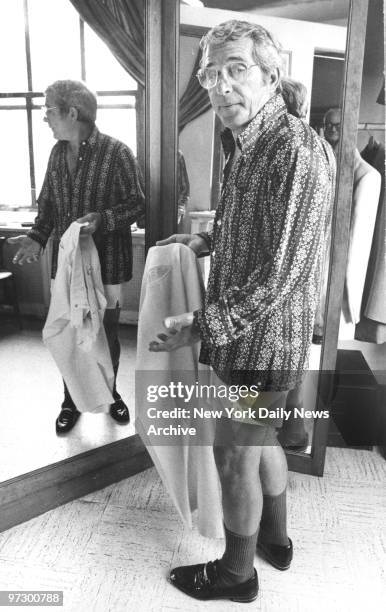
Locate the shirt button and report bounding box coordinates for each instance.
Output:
[217,219,222,227]
[67,212,70,217]
[212,250,216,257]
[79,157,83,161]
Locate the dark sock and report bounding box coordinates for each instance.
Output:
[217,524,258,586]
[62,381,76,409]
[259,489,289,546]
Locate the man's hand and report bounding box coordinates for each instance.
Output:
[8,235,42,265]
[76,212,102,235]
[156,233,208,256]
[149,312,200,352]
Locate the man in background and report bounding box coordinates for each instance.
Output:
[9,80,145,434]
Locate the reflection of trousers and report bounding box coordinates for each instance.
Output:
[63,305,121,407]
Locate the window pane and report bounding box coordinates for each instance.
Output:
[0,111,31,208]
[32,101,54,196]
[84,24,137,91]
[28,0,81,90]
[98,95,136,107]
[0,0,28,91]
[97,109,137,156]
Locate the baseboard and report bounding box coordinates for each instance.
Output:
[0,435,153,533]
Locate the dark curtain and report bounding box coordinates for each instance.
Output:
[70,0,211,131]
[179,51,212,133]
[69,0,145,87]
[376,77,385,105]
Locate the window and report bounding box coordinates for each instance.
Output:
[0,0,139,211]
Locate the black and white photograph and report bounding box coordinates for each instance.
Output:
[0,1,385,611]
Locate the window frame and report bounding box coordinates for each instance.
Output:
[0,0,141,211]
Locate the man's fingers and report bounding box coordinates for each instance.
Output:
[157,333,169,342]
[149,341,171,352]
[164,317,183,331]
[7,235,26,245]
[156,235,176,246]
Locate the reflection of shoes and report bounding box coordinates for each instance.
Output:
[169,560,258,602]
[55,405,80,434]
[256,536,293,571]
[278,431,309,452]
[109,398,130,424]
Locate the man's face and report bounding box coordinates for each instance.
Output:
[203,38,276,135]
[43,95,73,141]
[324,110,341,147]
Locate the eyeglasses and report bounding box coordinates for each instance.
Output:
[40,105,57,117]
[196,62,259,90]
[325,121,341,130]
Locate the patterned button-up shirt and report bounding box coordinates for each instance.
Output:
[197,94,336,391]
[28,126,145,284]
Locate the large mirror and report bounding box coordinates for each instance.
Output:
[0,0,373,532]
[176,0,353,472]
[0,0,146,514]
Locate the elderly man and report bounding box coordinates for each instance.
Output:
[151,20,335,602]
[10,80,145,434]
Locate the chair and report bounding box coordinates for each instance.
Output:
[0,236,22,328]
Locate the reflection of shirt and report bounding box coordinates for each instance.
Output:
[196,94,336,391]
[28,126,145,284]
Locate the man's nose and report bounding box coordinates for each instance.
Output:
[216,72,233,95]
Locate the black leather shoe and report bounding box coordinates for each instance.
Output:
[109,398,130,424]
[256,536,293,571]
[55,405,80,434]
[169,559,258,602]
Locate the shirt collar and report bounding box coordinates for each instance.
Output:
[80,125,99,149]
[221,93,287,156]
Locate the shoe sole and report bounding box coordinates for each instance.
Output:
[169,580,258,602]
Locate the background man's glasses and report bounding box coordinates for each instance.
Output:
[325,122,341,130]
[197,62,259,89]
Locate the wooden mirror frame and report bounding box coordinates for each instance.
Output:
[150,0,370,476]
[0,0,369,534]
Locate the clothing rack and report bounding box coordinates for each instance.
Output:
[357,123,385,130]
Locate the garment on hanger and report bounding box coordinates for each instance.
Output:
[43,222,114,412]
[136,243,223,538]
[355,142,386,343]
[338,149,381,340]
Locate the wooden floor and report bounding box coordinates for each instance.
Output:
[0,446,385,612]
[0,318,137,482]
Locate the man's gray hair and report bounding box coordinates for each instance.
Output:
[323,107,341,125]
[200,20,284,88]
[281,77,308,119]
[45,80,97,124]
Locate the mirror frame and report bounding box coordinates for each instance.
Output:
[168,0,370,476]
[0,0,369,534]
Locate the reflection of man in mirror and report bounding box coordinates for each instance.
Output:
[316,107,381,338]
[9,80,145,434]
[281,76,308,119]
[277,76,311,452]
[151,20,336,602]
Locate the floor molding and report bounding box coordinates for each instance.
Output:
[0,435,153,533]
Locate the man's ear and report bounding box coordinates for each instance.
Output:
[68,106,78,122]
[269,68,280,91]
